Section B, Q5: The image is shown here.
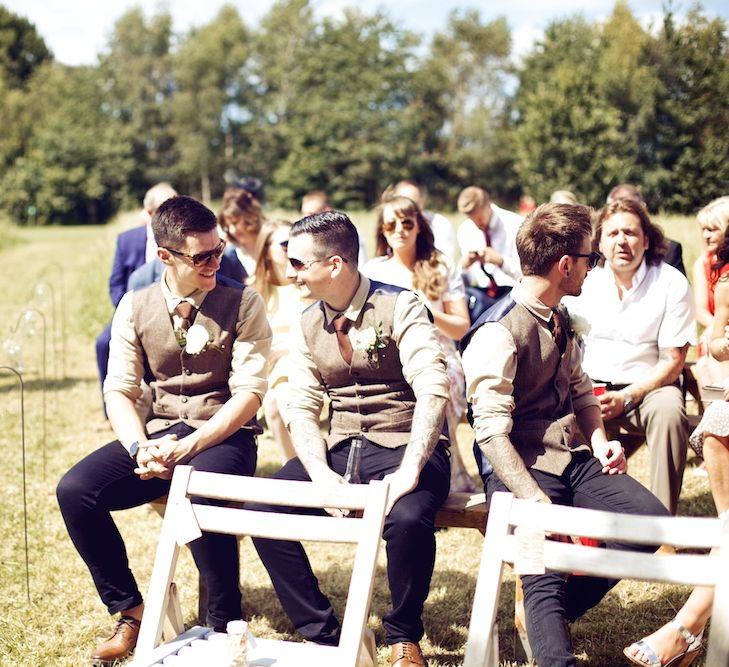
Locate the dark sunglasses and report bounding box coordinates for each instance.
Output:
[279,240,289,250]
[288,255,348,272]
[569,251,602,269]
[165,239,226,268]
[382,218,416,233]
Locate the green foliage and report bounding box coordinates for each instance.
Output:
[0,5,52,89]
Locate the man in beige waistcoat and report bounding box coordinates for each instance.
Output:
[461,203,668,667]
[251,211,451,667]
[57,196,271,665]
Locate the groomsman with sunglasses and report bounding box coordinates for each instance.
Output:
[57,196,271,666]
[251,211,451,667]
[461,203,668,667]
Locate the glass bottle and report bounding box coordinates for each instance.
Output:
[343,436,363,484]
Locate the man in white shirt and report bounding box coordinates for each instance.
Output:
[456,186,522,317]
[564,198,696,514]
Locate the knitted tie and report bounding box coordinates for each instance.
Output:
[176,301,194,330]
[550,309,566,354]
[333,313,353,365]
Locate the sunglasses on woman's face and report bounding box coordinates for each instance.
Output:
[382,218,416,233]
[165,239,226,268]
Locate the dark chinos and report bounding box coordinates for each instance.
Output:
[57,423,256,629]
[251,437,450,645]
[478,450,668,666]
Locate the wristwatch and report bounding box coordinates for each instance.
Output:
[621,391,637,414]
[128,440,140,460]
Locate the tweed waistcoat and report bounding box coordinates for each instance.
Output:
[301,281,416,449]
[465,296,590,475]
[132,281,260,434]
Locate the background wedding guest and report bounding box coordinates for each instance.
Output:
[95,182,177,419]
[57,195,271,665]
[218,186,265,279]
[363,195,475,492]
[624,226,729,666]
[252,211,451,667]
[456,185,522,320]
[251,218,312,463]
[388,179,456,260]
[606,183,686,275]
[462,202,668,667]
[691,196,729,388]
[564,198,696,514]
[550,190,579,205]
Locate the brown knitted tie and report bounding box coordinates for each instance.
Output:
[550,309,566,354]
[176,301,194,330]
[333,313,353,365]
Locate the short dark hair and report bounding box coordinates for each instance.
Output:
[291,211,359,266]
[595,198,666,265]
[516,203,594,276]
[151,195,217,248]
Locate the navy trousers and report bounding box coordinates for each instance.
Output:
[480,449,669,667]
[251,438,450,646]
[57,423,257,629]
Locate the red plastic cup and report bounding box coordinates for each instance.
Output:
[592,382,607,397]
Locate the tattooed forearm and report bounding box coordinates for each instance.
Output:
[400,394,448,473]
[289,418,328,470]
[481,434,544,500]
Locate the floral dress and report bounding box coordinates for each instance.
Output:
[689,399,729,458]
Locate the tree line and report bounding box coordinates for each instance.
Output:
[0,0,726,225]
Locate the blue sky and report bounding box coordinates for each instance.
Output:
[5,0,728,65]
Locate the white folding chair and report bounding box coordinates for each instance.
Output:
[131,465,389,667]
[464,491,729,667]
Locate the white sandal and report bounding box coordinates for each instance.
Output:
[623,618,703,667]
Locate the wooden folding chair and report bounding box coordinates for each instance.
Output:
[131,465,389,667]
[464,491,729,667]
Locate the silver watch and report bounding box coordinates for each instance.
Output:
[128,440,140,460]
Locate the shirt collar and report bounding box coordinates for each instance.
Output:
[160,267,208,314]
[322,274,370,326]
[605,257,648,293]
[511,281,554,323]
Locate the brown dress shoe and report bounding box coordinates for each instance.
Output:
[390,641,425,667]
[90,616,141,665]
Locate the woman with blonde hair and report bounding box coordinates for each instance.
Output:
[692,197,729,387]
[218,187,265,279]
[251,219,310,462]
[363,195,475,492]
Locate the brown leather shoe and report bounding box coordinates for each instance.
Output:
[390,641,425,667]
[90,616,141,665]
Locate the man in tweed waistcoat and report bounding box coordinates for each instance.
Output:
[252,211,451,667]
[461,203,668,667]
[57,196,271,666]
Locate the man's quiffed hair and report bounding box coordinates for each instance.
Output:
[291,211,360,266]
[595,198,666,266]
[151,195,217,249]
[516,203,594,276]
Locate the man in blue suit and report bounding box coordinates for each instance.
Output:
[95,183,178,417]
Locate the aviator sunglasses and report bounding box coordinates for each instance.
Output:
[165,239,226,268]
[569,251,602,269]
[382,218,416,233]
[288,255,349,272]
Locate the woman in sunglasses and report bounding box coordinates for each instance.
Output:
[363,195,475,492]
[251,219,312,463]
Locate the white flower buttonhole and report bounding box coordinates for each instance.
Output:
[184,324,210,355]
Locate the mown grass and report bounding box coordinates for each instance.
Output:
[0,210,716,666]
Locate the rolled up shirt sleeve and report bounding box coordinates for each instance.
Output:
[462,323,516,443]
[282,311,326,426]
[228,287,272,403]
[103,291,145,401]
[393,291,450,400]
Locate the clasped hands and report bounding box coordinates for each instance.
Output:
[135,433,193,480]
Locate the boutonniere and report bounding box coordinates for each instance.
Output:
[176,324,211,355]
[353,322,387,364]
[562,306,591,340]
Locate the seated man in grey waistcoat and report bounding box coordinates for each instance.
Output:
[460,203,669,667]
[57,195,272,666]
[251,211,451,667]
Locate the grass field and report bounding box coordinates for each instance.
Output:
[0,209,717,666]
